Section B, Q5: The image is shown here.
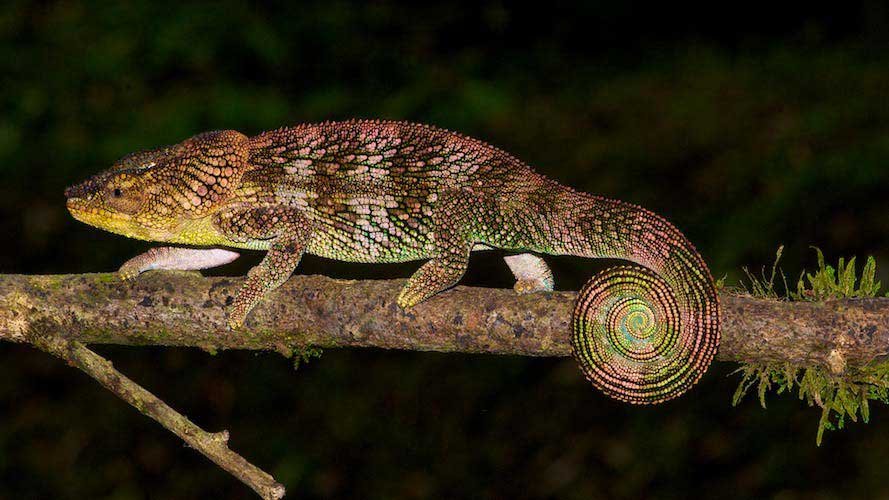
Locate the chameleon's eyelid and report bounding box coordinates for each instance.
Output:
[112,161,157,178]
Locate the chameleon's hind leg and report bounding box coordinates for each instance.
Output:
[118,247,240,280]
[397,236,472,308]
[215,206,313,329]
[504,253,554,294]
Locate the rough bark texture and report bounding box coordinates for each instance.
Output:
[2,272,888,371]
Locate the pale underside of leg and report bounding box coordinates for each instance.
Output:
[503,253,554,293]
[119,247,240,280]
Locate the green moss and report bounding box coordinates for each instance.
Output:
[790,248,882,301]
[733,362,889,445]
[735,247,886,444]
[740,245,789,299]
[31,275,67,291]
[292,346,323,371]
[94,273,121,284]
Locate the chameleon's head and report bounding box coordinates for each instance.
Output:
[65,130,250,243]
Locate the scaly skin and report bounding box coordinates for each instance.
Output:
[65,120,720,403]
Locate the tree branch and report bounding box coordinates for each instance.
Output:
[27,329,286,500]
[3,271,888,496]
[1,272,887,371]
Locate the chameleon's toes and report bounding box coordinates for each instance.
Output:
[118,265,142,281]
[396,292,418,309]
[226,308,246,330]
[226,291,261,329]
[513,279,552,294]
[397,286,430,309]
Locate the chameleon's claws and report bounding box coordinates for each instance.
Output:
[226,291,254,330]
[226,311,245,330]
[226,299,250,330]
[513,278,552,294]
[118,264,142,281]
[395,291,419,309]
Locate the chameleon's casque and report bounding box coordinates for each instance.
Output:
[66,120,720,404]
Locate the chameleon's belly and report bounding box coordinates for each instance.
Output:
[306,233,432,263]
[302,199,437,263]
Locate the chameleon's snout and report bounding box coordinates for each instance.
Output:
[64,178,98,200]
[65,196,86,214]
[64,177,105,222]
[65,181,89,215]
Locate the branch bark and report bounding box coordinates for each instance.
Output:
[1,272,887,370]
[3,271,889,496]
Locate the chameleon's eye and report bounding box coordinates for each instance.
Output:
[106,183,143,214]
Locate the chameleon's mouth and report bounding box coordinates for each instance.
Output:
[65,196,144,240]
[65,176,104,221]
[65,197,89,222]
[66,196,104,224]
[65,195,182,243]
[67,199,109,227]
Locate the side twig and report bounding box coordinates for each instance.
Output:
[27,328,286,500]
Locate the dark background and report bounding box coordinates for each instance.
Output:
[3,1,889,498]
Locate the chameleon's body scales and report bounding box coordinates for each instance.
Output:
[65,120,720,404]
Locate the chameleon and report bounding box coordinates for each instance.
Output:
[65,120,720,404]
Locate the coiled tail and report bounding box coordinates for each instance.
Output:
[543,190,720,404]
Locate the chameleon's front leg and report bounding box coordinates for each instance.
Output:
[215,206,312,329]
[227,239,305,328]
[118,247,241,280]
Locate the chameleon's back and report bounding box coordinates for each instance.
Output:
[248,120,536,193]
[246,120,543,263]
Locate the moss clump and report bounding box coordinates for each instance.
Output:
[95,273,121,284]
[292,346,323,371]
[733,362,889,445]
[734,247,886,445]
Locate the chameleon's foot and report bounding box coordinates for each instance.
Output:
[226,234,306,330]
[118,263,142,281]
[395,290,421,309]
[513,278,553,294]
[504,253,554,294]
[226,267,274,330]
[396,281,432,308]
[397,254,469,309]
[226,307,247,330]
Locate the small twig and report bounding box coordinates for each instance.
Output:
[28,329,286,500]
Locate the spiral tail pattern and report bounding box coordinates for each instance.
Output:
[571,265,718,404]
